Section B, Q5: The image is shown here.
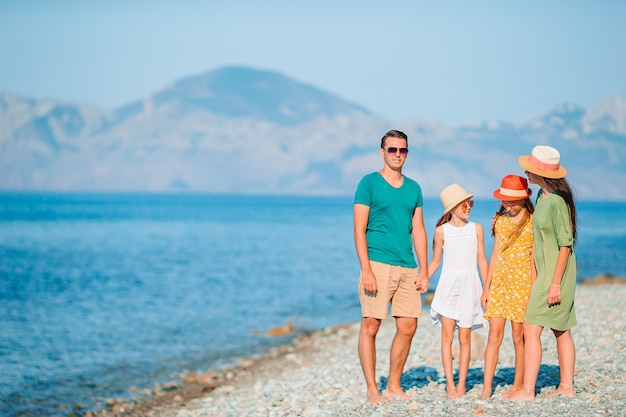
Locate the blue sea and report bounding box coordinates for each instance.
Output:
[1,193,625,416]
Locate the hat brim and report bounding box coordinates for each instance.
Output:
[518,155,567,179]
[493,189,529,201]
[444,193,475,214]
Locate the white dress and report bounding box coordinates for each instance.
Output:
[430,222,485,330]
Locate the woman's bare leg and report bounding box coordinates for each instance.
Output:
[506,322,543,400]
[546,329,575,397]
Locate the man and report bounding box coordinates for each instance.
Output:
[353,129,429,405]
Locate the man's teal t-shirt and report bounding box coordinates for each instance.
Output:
[354,172,423,268]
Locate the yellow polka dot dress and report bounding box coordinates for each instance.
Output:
[484,215,533,323]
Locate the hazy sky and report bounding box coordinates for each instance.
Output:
[1,0,625,125]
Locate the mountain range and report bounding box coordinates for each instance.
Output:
[1,66,625,200]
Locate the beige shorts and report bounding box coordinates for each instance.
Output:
[358,261,422,319]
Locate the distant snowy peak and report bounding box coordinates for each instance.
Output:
[582,95,626,135]
[113,66,371,126]
[523,102,585,131]
[1,74,625,199]
[521,96,626,138]
[0,92,108,137]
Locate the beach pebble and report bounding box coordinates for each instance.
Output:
[123,285,626,417]
[405,401,420,411]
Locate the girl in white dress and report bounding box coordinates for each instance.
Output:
[428,183,488,398]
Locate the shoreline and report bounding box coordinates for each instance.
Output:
[91,323,358,417]
[90,325,356,417]
[93,280,626,417]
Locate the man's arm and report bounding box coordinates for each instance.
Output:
[411,206,429,293]
[354,203,377,293]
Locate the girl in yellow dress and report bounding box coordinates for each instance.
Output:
[480,175,535,398]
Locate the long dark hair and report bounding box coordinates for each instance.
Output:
[492,199,535,252]
[544,177,577,244]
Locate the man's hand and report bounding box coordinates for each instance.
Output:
[362,270,378,295]
[416,270,429,293]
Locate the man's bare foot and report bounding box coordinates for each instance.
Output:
[366,391,387,405]
[504,389,535,401]
[546,384,575,397]
[384,388,411,400]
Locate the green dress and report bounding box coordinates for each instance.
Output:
[524,191,577,330]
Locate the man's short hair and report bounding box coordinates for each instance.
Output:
[380,130,408,149]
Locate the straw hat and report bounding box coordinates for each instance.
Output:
[440,183,474,214]
[518,145,567,179]
[493,174,531,201]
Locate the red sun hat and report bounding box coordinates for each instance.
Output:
[493,174,531,201]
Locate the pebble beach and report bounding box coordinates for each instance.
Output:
[96,283,626,417]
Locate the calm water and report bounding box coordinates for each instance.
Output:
[1,193,624,416]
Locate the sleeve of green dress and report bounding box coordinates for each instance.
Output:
[552,197,574,248]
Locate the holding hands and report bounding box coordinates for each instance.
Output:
[415,270,430,293]
[480,288,490,310]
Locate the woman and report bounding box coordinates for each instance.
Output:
[507,145,577,400]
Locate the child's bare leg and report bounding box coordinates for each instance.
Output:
[501,321,525,399]
[481,318,505,398]
[441,317,460,398]
[457,327,471,397]
[546,329,575,397]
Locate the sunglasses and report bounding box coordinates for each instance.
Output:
[462,200,475,210]
[385,147,409,156]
